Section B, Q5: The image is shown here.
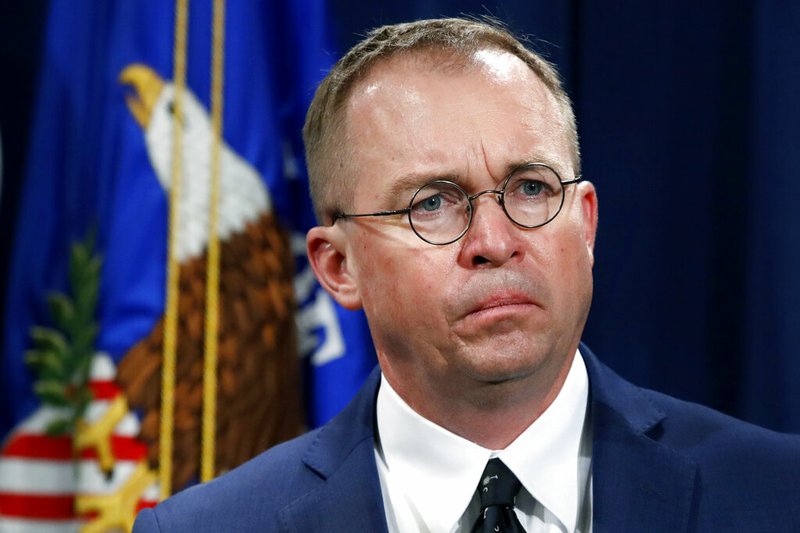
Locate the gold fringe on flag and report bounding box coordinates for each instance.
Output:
[160,0,190,500]
[202,0,225,483]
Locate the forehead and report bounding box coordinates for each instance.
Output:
[342,49,570,198]
[347,48,557,120]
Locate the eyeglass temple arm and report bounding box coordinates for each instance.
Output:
[331,207,411,222]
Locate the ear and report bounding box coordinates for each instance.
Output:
[306,225,363,310]
[578,181,598,265]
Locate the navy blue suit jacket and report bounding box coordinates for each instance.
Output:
[133,345,800,532]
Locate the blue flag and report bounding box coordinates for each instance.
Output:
[0,0,375,527]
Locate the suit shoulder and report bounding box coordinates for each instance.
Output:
[583,346,800,461]
[639,388,800,525]
[641,386,800,466]
[133,429,323,533]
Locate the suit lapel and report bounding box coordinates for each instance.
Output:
[279,347,699,532]
[582,345,698,532]
[278,368,389,533]
[591,400,698,531]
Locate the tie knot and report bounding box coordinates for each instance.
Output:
[478,458,522,510]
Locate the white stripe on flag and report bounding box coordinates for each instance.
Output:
[16,408,72,434]
[0,459,76,494]
[89,353,115,380]
[0,517,83,533]
[142,481,160,502]
[81,401,143,436]
[0,458,143,494]
[114,413,141,436]
[14,406,140,439]
[83,400,113,423]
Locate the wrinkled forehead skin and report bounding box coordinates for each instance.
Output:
[340,48,574,196]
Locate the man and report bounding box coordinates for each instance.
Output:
[134,18,800,532]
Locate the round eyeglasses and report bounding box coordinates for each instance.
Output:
[332,163,582,245]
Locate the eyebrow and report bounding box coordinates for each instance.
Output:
[378,156,567,207]
[508,156,563,175]
[380,171,461,207]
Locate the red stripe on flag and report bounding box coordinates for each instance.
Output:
[137,499,158,512]
[88,381,121,400]
[3,435,72,459]
[79,436,148,461]
[0,493,75,520]
[4,434,147,461]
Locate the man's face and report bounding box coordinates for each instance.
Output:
[310,50,597,412]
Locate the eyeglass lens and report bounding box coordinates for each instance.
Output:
[407,165,564,245]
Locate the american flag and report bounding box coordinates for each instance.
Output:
[0,353,158,531]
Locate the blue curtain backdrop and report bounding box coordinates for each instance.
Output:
[1,1,798,435]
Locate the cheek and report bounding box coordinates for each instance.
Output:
[558,236,594,311]
[537,225,592,297]
[357,244,410,306]
[359,244,446,323]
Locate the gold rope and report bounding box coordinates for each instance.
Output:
[201,0,225,482]
[160,0,189,500]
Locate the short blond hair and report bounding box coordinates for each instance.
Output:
[303,17,580,224]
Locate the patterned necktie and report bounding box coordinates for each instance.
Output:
[471,458,526,533]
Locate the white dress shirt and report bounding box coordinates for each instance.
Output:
[375,349,593,533]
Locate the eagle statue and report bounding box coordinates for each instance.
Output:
[116,64,304,491]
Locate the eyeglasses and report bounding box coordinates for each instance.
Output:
[332,163,581,245]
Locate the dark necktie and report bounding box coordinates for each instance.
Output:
[471,458,526,533]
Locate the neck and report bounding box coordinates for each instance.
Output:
[381,350,575,449]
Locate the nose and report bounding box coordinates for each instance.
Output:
[458,192,523,268]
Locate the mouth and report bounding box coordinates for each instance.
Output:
[449,272,546,330]
[463,293,539,322]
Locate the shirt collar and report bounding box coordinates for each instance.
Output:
[375,349,590,533]
[498,350,590,532]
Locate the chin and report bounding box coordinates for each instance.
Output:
[459,350,545,384]
[459,332,572,383]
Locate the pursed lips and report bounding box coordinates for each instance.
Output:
[467,294,537,318]
[448,272,547,324]
[447,294,540,335]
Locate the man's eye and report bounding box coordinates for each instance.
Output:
[410,183,464,217]
[419,195,443,211]
[520,180,545,196]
